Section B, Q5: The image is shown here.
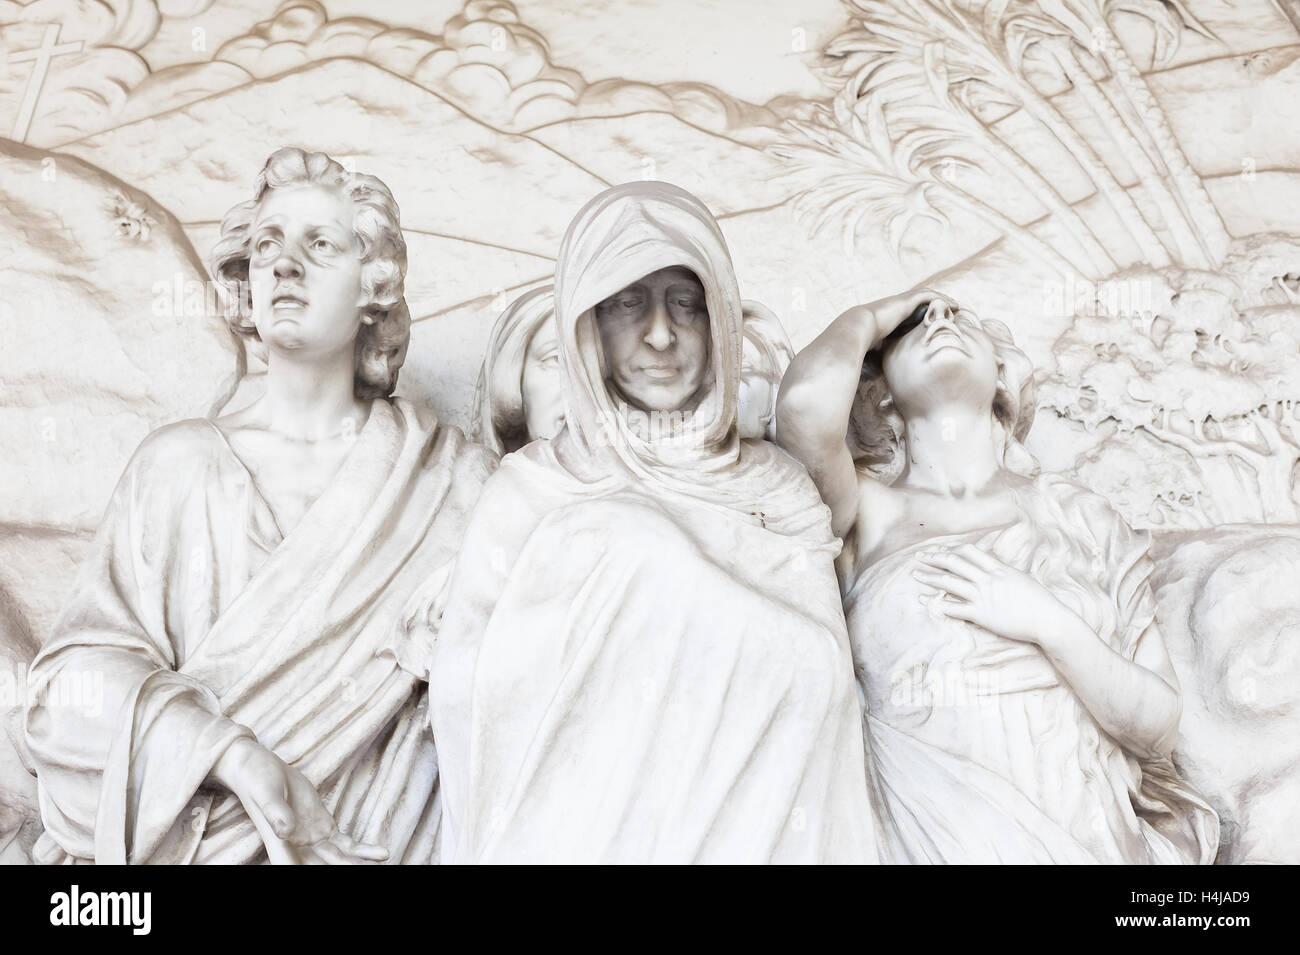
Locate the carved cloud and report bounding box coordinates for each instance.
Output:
[208,0,586,129]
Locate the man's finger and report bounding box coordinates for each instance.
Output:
[263,794,295,840]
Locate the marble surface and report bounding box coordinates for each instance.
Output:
[2,0,1299,864]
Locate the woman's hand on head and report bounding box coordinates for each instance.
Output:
[871,288,961,339]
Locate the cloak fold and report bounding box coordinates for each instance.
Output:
[430,183,877,863]
[25,399,494,864]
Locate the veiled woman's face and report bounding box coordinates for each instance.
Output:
[881,301,999,422]
[248,184,364,360]
[593,266,712,414]
[521,317,565,441]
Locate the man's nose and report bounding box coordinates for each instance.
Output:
[273,248,304,280]
[643,302,675,350]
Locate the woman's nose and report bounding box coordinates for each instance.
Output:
[643,302,675,350]
[923,300,953,324]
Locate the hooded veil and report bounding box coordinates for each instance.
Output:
[429,182,876,864]
[472,285,556,455]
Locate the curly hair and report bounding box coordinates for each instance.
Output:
[849,310,1039,483]
[210,147,410,399]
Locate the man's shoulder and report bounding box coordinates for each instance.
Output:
[128,418,226,472]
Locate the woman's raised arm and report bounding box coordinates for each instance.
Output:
[776,288,951,537]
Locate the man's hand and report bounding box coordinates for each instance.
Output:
[211,737,388,865]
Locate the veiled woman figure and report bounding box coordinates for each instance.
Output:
[777,293,1219,864]
[24,148,494,864]
[431,182,876,864]
[473,286,794,454]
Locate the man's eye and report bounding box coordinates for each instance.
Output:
[311,237,338,254]
[255,237,279,257]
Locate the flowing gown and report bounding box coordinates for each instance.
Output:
[846,475,1219,864]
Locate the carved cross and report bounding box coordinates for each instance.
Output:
[5,23,83,143]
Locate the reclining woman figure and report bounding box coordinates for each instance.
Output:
[776,293,1219,863]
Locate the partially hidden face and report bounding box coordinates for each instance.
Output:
[881,300,1000,421]
[737,359,777,440]
[249,183,365,358]
[521,316,565,441]
[593,266,712,414]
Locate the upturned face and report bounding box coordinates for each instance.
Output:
[881,300,999,421]
[521,316,565,441]
[248,184,365,360]
[593,266,712,414]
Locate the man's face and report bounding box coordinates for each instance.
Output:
[248,184,365,360]
[593,266,712,414]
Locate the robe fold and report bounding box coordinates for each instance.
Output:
[24,398,495,864]
[430,182,877,864]
[846,475,1219,864]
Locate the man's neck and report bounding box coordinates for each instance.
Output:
[262,347,368,442]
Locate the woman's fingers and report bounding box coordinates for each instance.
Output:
[938,601,984,627]
[954,543,1003,572]
[913,569,977,603]
[916,550,984,583]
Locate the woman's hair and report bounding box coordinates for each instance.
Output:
[849,310,1039,482]
[210,147,410,399]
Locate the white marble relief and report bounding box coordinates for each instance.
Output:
[0,0,1298,864]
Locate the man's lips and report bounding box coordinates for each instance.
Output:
[637,365,679,379]
[272,291,307,308]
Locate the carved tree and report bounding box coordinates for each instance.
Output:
[1008,0,1230,267]
[777,0,1229,274]
[772,101,1081,278]
[1041,288,1300,525]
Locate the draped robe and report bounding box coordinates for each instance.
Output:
[430,182,877,864]
[24,398,495,864]
[847,475,1219,864]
